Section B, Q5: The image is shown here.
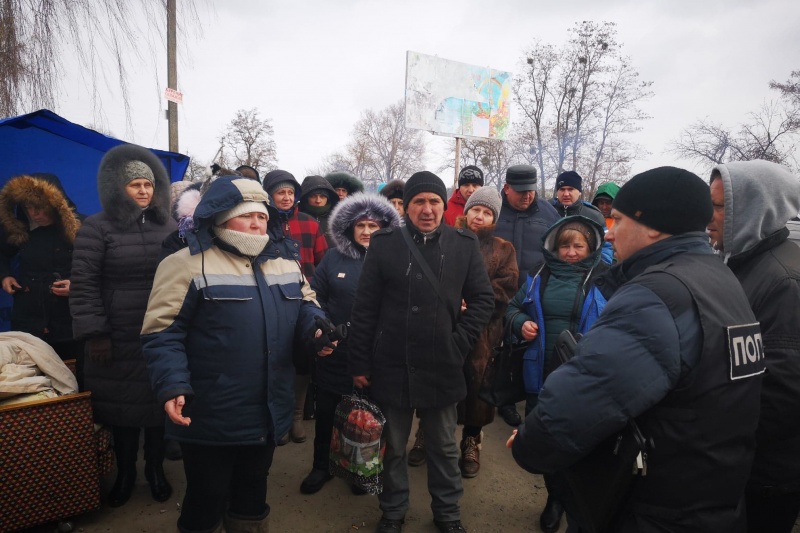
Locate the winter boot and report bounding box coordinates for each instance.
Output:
[109,426,139,507]
[539,495,564,533]
[223,511,270,533]
[144,426,173,502]
[291,374,309,443]
[459,431,482,478]
[407,427,426,467]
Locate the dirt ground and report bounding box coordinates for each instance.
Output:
[18,405,800,533]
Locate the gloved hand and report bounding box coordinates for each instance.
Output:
[311,316,347,353]
[86,336,112,363]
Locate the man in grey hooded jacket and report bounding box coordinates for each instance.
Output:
[708,159,800,533]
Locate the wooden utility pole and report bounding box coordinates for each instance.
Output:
[167,0,178,152]
[454,137,462,188]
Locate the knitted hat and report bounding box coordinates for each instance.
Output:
[122,160,155,186]
[458,165,484,187]
[505,165,537,192]
[214,201,269,226]
[613,167,713,235]
[464,186,502,221]
[556,171,582,192]
[403,171,448,210]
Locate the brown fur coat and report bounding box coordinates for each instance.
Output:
[456,217,519,427]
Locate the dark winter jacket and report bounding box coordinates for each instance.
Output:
[141,177,325,445]
[0,174,82,344]
[311,193,400,395]
[507,216,608,394]
[299,175,339,247]
[495,191,559,286]
[454,218,518,427]
[70,144,176,427]
[713,160,800,491]
[348,218,495,408]
[512,233,763,532]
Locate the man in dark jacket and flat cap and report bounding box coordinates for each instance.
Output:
[349,171,494,533]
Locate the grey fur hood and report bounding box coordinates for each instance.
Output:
[97,143,172,229]
[712,160,800,258]
[328,192,400,259]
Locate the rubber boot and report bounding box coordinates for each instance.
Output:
[109,426,139,507]
[291,374,309,443]
[144,426,173,502]
[224,511,270,533]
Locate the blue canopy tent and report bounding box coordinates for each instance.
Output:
[0,108,190,331]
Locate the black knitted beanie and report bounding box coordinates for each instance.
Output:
[613,167,712,235]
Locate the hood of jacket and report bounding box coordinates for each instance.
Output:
[592,182,620,205]
[325,171,364,195]
[97,143,172,229]
[712,160,800,258]
[0,174,81,246]
[189,176,276,254]
[541,215,605,269]
[328,192,400,259]
[299,175,339,214]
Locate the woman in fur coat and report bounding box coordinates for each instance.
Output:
[69,144,177,508]
[454,186,518,478]
[299,192,400,495]
[0,174,83,370]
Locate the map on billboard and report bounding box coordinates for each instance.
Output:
[405,51,511,140]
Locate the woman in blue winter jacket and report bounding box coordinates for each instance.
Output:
[505,215,608,533]
[299,192,400,495]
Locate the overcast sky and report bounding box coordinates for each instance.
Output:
[56,0,799,183]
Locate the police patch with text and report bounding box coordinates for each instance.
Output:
[727,322,766,380]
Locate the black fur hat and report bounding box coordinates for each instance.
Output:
[97,143,171,229]
[325,171,364,195]
[380,179,405,201]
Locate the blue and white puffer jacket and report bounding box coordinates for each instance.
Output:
[141,177,324,446]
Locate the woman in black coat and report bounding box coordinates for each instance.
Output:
[0,174,84,375]
[70,144,177,508]
[300,192,399,495]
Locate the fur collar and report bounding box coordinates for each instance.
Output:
[328,193,400,259]
[0,175,81,246]
[97,143,172,230]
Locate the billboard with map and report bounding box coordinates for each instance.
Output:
[405,51,511,140]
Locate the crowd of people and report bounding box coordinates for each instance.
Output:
[1,148,799,533]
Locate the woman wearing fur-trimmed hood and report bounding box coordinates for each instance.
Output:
[0,173,83,364]
[69,143,177,508]
[299,192,399,495]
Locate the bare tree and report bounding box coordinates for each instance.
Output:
[0,1,204,124]
[670,100,800,170]
[514,21,652,196]
[217,108,278,178]
[440,134,526,193]
[315,99,425,191]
